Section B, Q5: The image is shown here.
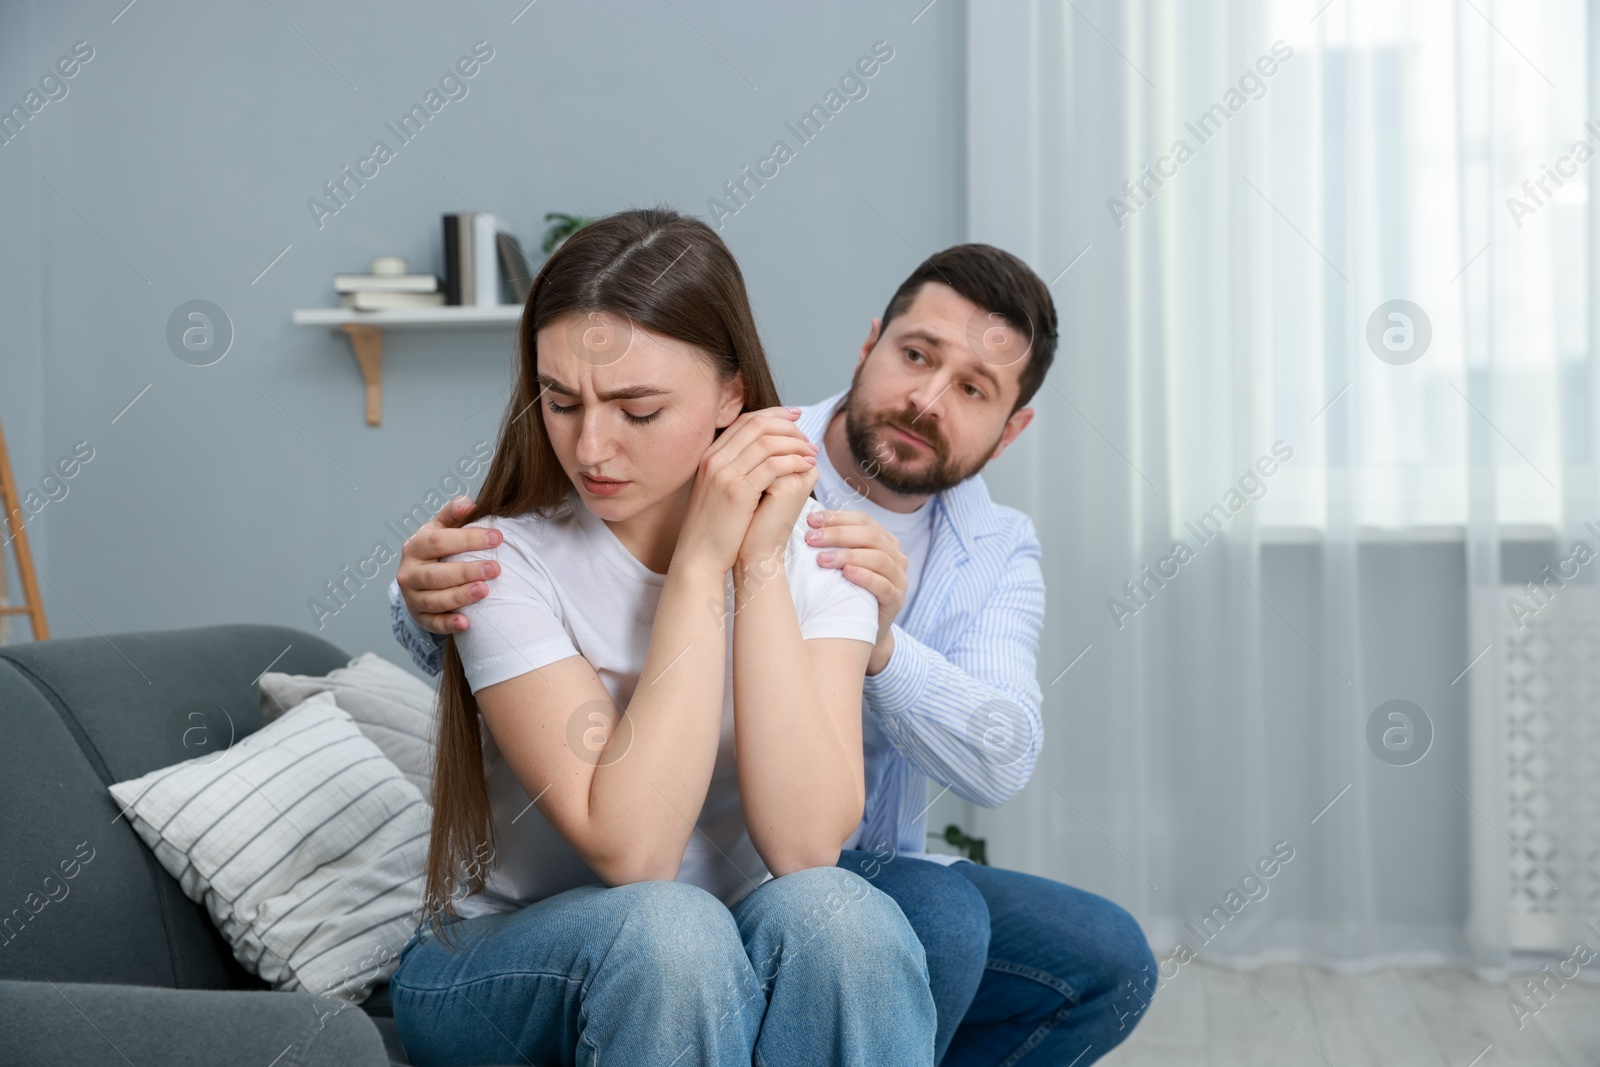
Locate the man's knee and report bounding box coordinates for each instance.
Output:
[917,863,990,968]
[1105,899,1159,986]
[844,854,990,975]
[1095,899,1161,1033]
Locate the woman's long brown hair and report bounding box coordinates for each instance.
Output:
[420,206,783,947]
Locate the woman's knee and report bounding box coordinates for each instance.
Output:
[391,882,762,1064]
[397,881,743,976]
[747,866,928,977]
[603,880,749,973]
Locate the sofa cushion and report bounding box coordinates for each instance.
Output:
[108,692,430,1004]
[0,624,353,990]
[0,978,394,1067]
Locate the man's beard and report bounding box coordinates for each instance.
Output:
[842,392,992,496]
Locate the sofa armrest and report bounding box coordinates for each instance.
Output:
[0,979,393,1067]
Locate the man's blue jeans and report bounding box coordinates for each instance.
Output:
[836,850,1159,1065]
[388,865,937,1065]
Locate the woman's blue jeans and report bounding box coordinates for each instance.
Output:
[389,865,937,1066]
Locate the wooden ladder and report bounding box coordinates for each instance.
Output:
[0,414,49,641]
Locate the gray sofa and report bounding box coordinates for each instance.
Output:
[0,625,424,1067]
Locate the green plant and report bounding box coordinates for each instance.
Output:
[930,823,988,865]
[541,212,593,255]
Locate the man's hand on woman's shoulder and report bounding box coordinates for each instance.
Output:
[803,508,909,675]
[397,496,504,635]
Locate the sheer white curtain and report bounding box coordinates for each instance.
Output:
[967,0,1595,978]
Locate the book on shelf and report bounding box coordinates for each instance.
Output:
[444,211,523,306]
[474,213,500,308]
[497,232,533,304]
[443,212,481,305]
[444,213,462,305]
[333,273,438,293]
[338,291,447,310]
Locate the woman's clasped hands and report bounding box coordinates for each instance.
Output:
[677,406,821,575]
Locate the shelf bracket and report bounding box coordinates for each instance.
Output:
[339,324,384,426]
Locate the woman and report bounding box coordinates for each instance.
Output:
[388,207,937,1066]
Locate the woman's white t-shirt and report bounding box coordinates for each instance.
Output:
[445,489,880,917]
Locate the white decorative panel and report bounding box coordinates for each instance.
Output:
[1502,584,1600,951]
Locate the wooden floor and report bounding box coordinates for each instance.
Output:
[1096,961,1600,1066]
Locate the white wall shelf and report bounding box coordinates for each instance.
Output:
[292,305,521,425]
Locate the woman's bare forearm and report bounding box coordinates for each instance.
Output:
[731,554,863,873]
[581,557,730,882]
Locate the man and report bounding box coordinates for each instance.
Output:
[389,244,1158,1064]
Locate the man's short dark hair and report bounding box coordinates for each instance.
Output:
[878,243,1058,416]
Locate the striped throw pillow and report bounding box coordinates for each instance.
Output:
[259,652,438,801]
[108,691,431,1003]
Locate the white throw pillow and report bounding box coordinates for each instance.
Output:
[108,691,431,1003]
[260,652,437,801]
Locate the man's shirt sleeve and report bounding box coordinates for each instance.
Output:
[389,577,448,677]
[861,513,1046,807]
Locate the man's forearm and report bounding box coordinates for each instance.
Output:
[863,518,1047,806]
[863,622,1042,807]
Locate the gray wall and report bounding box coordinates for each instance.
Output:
[0,0,966,667]
[0,1,1537,887]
